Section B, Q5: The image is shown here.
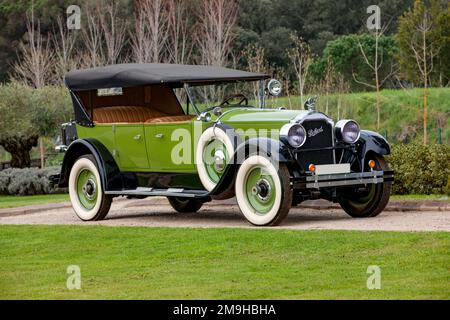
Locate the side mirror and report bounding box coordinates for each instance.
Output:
[267,79,282,96]
[304,96,318,111]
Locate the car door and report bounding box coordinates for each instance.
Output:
[144,122,196,173]
[113,124,149,171]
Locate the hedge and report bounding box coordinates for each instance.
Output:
[0,167,64,196]
[388,143,450,195]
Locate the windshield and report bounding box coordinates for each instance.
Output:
[175,81,265,115]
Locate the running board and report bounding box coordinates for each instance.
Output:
[105,187,210,199]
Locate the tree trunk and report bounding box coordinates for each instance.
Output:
[0,136,39,168]
[39,137,45,169]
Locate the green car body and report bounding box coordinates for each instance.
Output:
[57,64,394,226]
[75,108,300,173]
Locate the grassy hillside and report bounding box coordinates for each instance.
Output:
[269,87,450,144]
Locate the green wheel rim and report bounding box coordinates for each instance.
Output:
[76,169,98,210]
[203,138,228,184]
[347,184,376,209]
[244,166,276,214]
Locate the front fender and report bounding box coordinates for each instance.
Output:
[58,139,122,190]
[233,137,294,165]
[357,130,390,169]
[209,137,294,197]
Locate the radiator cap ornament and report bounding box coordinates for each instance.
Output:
[304,96,318,111]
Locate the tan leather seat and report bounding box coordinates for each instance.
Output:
[93,106,166,124]
[146,115,195,124]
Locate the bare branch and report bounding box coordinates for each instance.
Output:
[12,13,54,88]
[194,0,238,66]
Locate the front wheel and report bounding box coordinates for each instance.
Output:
[69,155,112,221]
[235,155,292,226]
[339,155,392,218]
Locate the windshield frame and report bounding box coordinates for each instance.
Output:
[184,80,267,116]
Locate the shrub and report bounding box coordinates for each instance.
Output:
[445,177,450,196]
[388,143,450,195]
[0,167,64,196]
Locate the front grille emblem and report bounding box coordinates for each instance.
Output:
[308,126,324,138]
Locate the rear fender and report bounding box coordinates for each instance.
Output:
[58,139,122,190]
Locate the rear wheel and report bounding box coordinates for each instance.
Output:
[168,197,204,213]
[235,155,292,226]
[69,155,112,221]
[339,155,391,218]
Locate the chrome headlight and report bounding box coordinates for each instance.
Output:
[335,120,360,143]
[280,124,307,148]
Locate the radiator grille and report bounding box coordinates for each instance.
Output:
[296,119,335,169]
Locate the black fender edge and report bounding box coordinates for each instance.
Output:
[358,130,391,169]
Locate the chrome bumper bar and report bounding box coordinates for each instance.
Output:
[293,170,394,189]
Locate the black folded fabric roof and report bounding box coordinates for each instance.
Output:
[65,63,270,91]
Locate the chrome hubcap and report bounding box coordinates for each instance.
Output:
[82,178,97,201]
[251,179,271,202]
[213,150,226,173]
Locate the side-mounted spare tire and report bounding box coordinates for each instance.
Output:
[196,125,240,199]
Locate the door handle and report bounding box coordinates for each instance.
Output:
[133,134,142,141]
[155,133,164,139]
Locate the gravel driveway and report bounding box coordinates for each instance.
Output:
[0,197,449,232]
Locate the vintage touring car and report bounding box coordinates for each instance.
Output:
[56,63,394,226]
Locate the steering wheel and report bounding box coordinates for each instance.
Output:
[219,94,249,106]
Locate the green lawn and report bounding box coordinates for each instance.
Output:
[391,194,449,201]
[0,194,69,209]
[0,225,448,299]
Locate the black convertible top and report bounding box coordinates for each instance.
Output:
[65,63,269,91]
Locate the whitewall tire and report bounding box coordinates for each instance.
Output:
[235,155,292,226]
[196,126,236,192]
[68,155,112,221]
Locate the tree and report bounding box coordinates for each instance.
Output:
[321,55,336,115]
[195,0,238,66]
[99,0,127,65]
[144,0,169,63]
[12,13,54,88]
[0,84,71,168]
[166,0,192,64]
[241,44,268,106]
[397,0,450,87]
[129,1,152,63]
[354,26,398,130]
[81,3,105,67]
[51,15,78,85]
[397,0,449,144]
[287,33,313,105]
[310,34,399,92]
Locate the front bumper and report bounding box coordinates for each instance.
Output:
[292,170,394,189]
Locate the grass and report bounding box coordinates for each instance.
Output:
[0,194,69,209]
[0,225,448,300]
[391,194,449,201]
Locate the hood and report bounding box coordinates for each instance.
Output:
[218,108,309,124]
